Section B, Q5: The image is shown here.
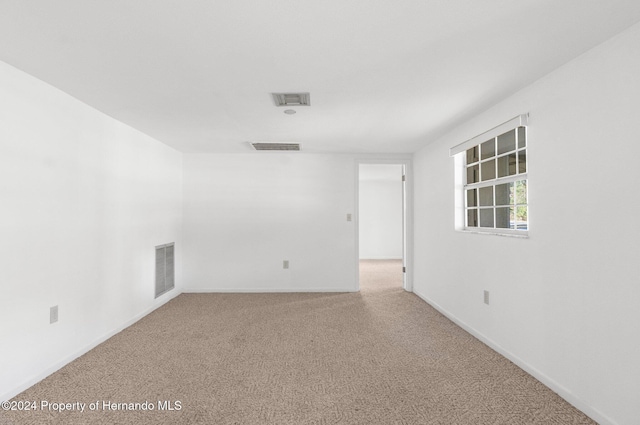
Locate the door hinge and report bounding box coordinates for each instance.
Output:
[403,266,406,273]
[402,175,406,182]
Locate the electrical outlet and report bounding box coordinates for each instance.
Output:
[50,305,58,324]
[483,290,490,305]
[283,260,289,269]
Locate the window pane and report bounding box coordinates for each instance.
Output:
[467,164,479,184]
[509,153,517,175]
[481,159,495,181]
[510,207,515,229]
[496,207,510,228]
[479,186,493,206]
[515,180,527,204]
[518,126,526,148]
[481,139,495,160]
[466,146,479,164]
[518,149,526,173]
[495,182,512,206]
[515,206,527,230]
[467,209,478,227]
[497,129,516,155]
[479,208,494,228]
[497,155,508,178]
[466,189,477,207]
[497,153,517,178]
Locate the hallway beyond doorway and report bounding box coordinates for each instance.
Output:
[359,259,403,292]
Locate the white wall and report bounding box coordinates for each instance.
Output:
[413,22,640,425]
[182,153,358,292]
[0,61,183,401]
[359,164,403,259]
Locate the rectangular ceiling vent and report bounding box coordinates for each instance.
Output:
[251,142,300,151]
[272,92,310,106]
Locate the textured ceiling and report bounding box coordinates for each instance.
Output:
[1,1,640,153]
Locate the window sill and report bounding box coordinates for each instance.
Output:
[458,228,529,239]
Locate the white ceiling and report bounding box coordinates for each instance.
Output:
[1,1,640,154]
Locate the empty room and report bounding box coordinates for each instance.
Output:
[1,1,639,424]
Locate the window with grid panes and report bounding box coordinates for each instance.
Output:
[465,126,528,232]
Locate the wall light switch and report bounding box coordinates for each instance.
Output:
[483,290,490,305]
[283,260,289,269]
[347,213,352,222]
[50,305,58,324]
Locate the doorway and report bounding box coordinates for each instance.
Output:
[356,161,411,292]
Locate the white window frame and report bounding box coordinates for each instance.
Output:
[450,114,529,237]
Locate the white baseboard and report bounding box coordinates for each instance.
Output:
[411,288,616,425]
[1,290,182,403]
[185,287,356,293]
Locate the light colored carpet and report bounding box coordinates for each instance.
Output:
[1,260,595,424]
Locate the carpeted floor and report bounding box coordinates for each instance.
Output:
[1,260,595,424]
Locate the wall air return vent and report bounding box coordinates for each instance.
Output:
[251,142,300,151]
[272,92,310,107]
[155,243,175,298]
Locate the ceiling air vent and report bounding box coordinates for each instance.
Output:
[251,142,300,151]
[272,92,310,107]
